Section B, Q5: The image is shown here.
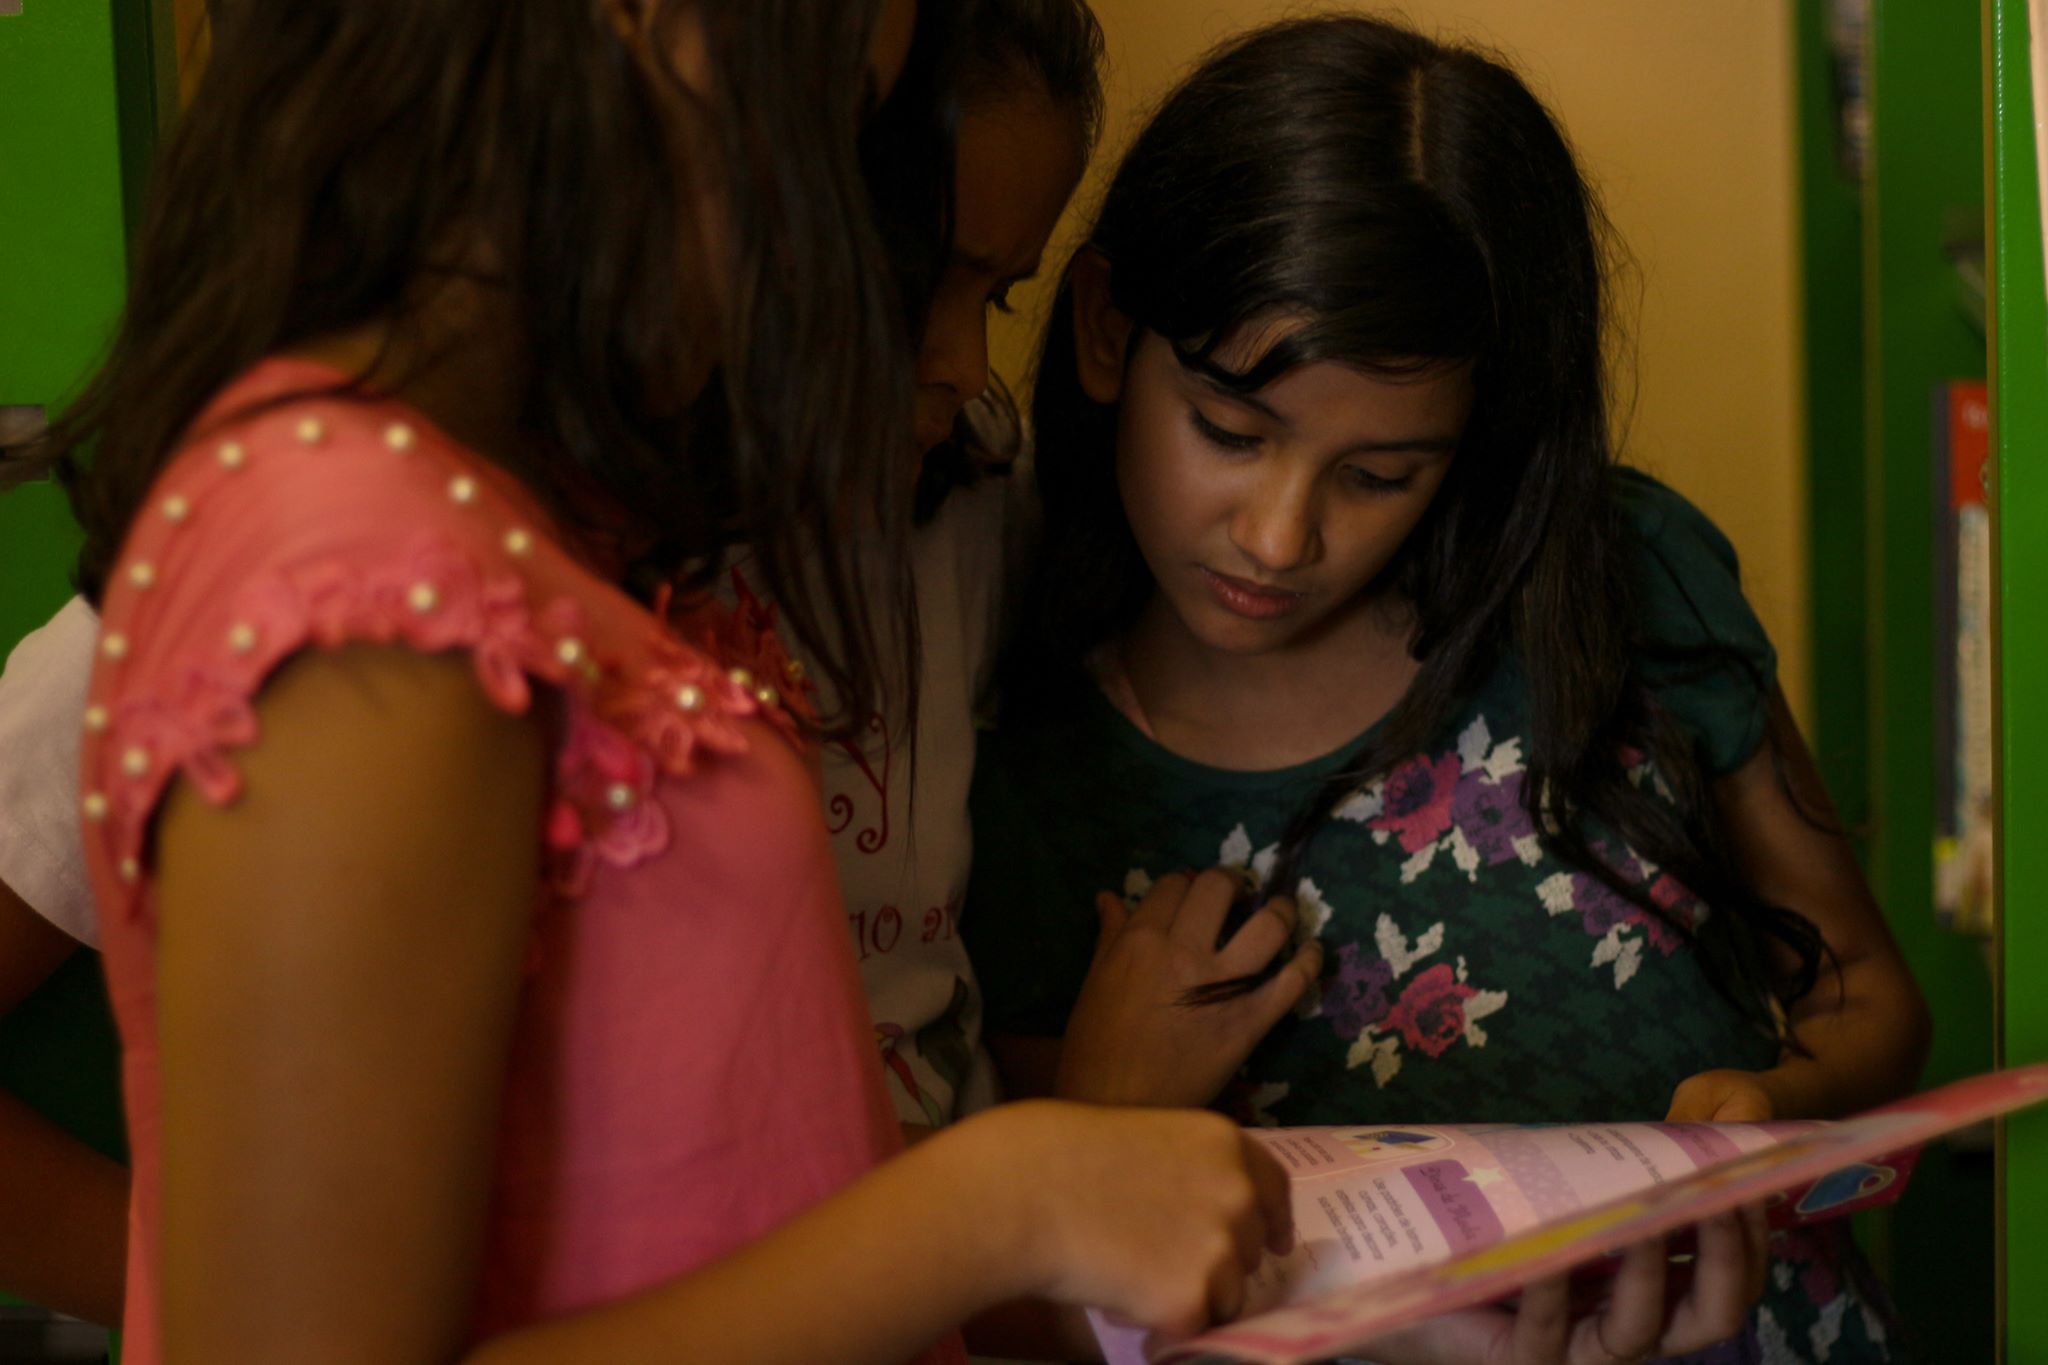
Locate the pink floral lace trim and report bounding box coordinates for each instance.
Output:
[89,533,803,913]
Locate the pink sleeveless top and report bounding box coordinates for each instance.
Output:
[78,359,964,1363]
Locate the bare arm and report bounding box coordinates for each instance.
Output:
[153,647,1294,1365]
[0,879,128,1326]
[1668,688,1931,1122]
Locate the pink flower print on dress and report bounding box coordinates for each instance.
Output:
[295,559,373,650]
[225,538,544,711]
[1642,872,1699,951]
[544,798,594,898]
[1799,1248,1842,1310]
[622,639,754,777]
[104,666,260,826]
[1380,962,1479,1059]
[460,575,548,712]
[1369,751,1463,854]
[385,540,546,709]
[546,708,671,898]
[668,570,819,742]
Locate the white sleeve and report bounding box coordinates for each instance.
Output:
[0,596,99,945]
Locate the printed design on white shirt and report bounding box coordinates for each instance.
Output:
[875,975,975,1128]
[827,714,894,854]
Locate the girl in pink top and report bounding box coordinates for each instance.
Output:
[16,2,1765,1362]
[34,3,1304,1360]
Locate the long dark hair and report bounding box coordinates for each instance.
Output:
[19,0,951,736]
[913,0,1106,523]
[1020,15,1825,1035]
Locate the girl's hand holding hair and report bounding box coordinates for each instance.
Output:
[1052,869,1323,1109]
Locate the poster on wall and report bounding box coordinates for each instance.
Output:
[1934,382,1993,938]
[1829,0,1870,180]
[2036,0,2048,276]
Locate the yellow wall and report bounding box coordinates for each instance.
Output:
[992,1,1812,716]
[172,0,210,106]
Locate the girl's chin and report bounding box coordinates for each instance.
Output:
[1169,602,1304,659]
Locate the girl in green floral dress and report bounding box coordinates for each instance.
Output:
[965,15,1931,1364]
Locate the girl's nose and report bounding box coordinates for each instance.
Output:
[1229,471,1320,574]
[915,300,990,412]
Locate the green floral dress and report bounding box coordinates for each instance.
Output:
[965,473,1900,1365]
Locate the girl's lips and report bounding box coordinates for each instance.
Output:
[1199,565,1302,620]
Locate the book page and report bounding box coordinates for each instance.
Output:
[1092,1064,2048,1365]
[1238,1120,1821,1316]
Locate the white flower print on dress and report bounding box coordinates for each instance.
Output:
[1334,784,1383,823]
[1590,923,1645,989]
[1290,880,1334,1018]
[1455,956,1510,1047]
[1347,1033,1403,1086]
[1375,912,1444,976]
[1810,1296,1847,1361]
[1251,840,1279,885]
[1295,878,1333,943]
[1757,1306,1801,1365]
[1538,870,1578,915]
[1539,853,1693,988]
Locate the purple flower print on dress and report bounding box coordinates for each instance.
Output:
[1370,750,1463,853]
[1322,942,1397,1040]
[1571,859,1689,956]
[1450,767,1534,867]
[1573,870,1641,939]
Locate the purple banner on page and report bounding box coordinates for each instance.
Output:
[1088,1308,1151,1365]
[1401,1161,1506,1254]
[1481,1129,1579,1220]
[1660,1123,1745,1169]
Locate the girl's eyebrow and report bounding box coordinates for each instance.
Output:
[1190,372,1459,454]
[1336,436,1461,458]
[1192,371,1285,424]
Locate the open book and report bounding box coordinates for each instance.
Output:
[1094,1063,2048,1365]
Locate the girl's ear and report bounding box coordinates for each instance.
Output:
[1069,248,1136,405]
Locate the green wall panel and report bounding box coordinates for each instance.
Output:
[1987,0,2048,1355]
[1865,0,1995,1091]
[0,0,131,646]
[0,2,166,1341]
[1858,1,1997,1354]
[1798,0,1871,830]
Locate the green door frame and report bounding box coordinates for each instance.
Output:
[1986,0,2048,1356]
[0,0,179,1342]
[0,0,173,641]
[1799,0,2000,1351]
